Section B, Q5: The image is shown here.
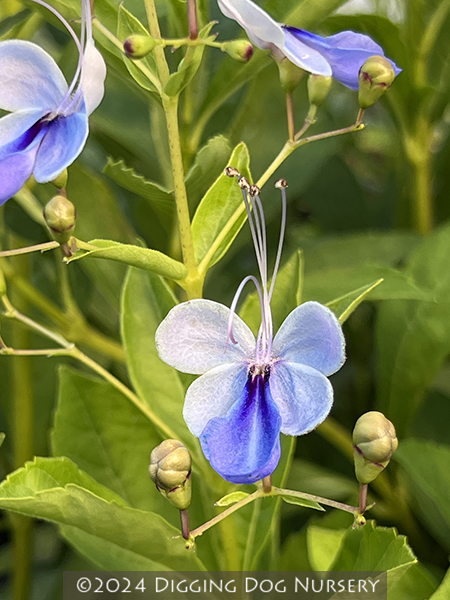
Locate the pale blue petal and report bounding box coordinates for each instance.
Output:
[284,28,401,90]
[156,299,255,375]
[283,29,331,76]
[270,361,333,436]
[0,127,47,205]
[183,362,248,436]
[200,371,281,484]
[272,301,345,376]
[0,40,67,112]
[33,109,88,183]
[82,40,107,116]
[0,108,48,148]
[217,0,284,50]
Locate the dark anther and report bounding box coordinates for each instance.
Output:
[238,176,251,190]
[249,184,261,197]
[275,178,288,189]
[225,166,240,178]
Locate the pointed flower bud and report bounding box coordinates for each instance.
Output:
[353,411,398,484]
[358,55,396,109]
[43,196,77,244]
[222,40,254,62]
[277,57,304,94]
[149,440,192,510]
[123,34,156,60]
[307,74,332,107]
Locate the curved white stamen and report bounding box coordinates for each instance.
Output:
[30,0,84,115]
[226,275,265,356]
[241,187,266,282]
[269,186,287,301]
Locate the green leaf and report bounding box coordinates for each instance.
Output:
[395,440,450,552]
[0,457,202,571]
[307,526,346,571]
[326,279,384,323]
[430,567,450,600]
[303,265,429,305]
[240,250,303,334]
[330,521,417,587]
[103,158,174,219]
[117,4,160,94]
[279,495,324,511]
[0,433,4,448]
[66,239,188,281]
[51,367,171,516]
[67,164,136,313]
[215,492,250,507]
[120,268,203,465]
[164,22,215,97]
[192,143,251,271]
[185,136,232,209]
[387,563,438,600]
[376,222,450,434]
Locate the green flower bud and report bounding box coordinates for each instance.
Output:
[358,55,396,109]
[277,58,305,94]
[43,196,77,244]
[307,74,332,107]
[123,34,156,60]
[222,40,254,63]
[51,169,68,190]
[353,411,398,484]
[149,439,192,510]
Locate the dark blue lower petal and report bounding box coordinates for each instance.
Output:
[0,120,49,205]
[200,367,281,484]
[284,27,401,90]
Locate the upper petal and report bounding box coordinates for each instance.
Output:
[272,301,345,376]
[155,299,255,375]
[200,371,281,484]
[0,40,67,112]
[82,39,107,116]
[270,361,333,436]
[217,0,285,50]
[183,362,249,436]
[284,28,401,90]
[283,29,332,76]
[33,108,89,183]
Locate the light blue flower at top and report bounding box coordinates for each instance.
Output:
[217,0,401,89]
[156,177,346,485]
[0,0,106,206]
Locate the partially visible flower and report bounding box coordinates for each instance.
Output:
[156,177,346,485]
[217,0,401,90]
[0,0,106,206]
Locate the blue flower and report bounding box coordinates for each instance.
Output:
[217,0,401,89]
[156,177,345,484]
[0,0,106,206]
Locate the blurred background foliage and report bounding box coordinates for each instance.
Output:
[1,0,450,598]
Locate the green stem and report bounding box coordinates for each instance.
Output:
[191,486,359,540]
[1,260,125,363]
[144,0,202,297]
[11,254,33,600]
[161,37,222,49]
[416,0,450,87]
[0,241,59,258]
[0,300,178,442]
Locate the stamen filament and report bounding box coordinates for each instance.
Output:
[227,276,265,358]
[269,186,287,301]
